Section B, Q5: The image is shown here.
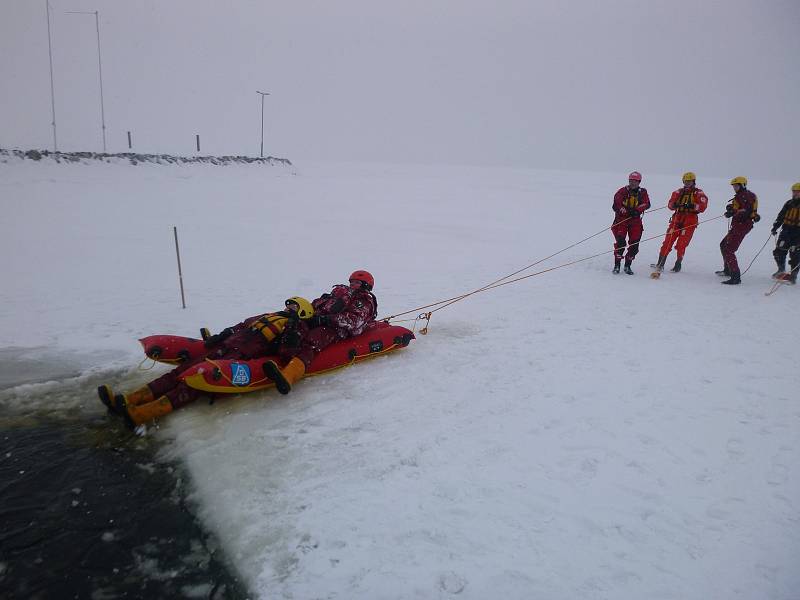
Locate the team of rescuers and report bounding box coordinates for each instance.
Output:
[100,176,800,427]
[612,171,800,286]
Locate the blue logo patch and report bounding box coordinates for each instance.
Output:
[230,363,251,386]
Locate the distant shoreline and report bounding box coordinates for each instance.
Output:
[0,147,292,167]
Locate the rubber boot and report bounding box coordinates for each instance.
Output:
[97,384,118,414]
[623,259,634,275]
[650,255,666,271]
[772,266,785,279]
[721,271,741,285]
[263,357,306,395]
[120,395,173,429]
[612,259,621,274]
[671,257,682,273]
[123,385,155,406]
[715,266,730,277]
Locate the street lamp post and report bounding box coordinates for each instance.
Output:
[67,10,106,153]
[45,0,58,151]
[256,90,270,158]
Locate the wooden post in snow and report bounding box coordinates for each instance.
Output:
[173,226,186,309]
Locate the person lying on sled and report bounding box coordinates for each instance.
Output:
[97,296,315,428]
[263,270,378,394]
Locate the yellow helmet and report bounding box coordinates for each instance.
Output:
[682,171,696,183]
[284,296,314,320]
[730,176,747,186]
[792,182,800,192]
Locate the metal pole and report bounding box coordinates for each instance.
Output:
[260,94,264,158]
[93,11,106,153]
[256,91,269,158]
[173,226,186,309]
[67,10,106,152]
[127,130,132,149]
[45,0,58,151]
[196,134,200,152]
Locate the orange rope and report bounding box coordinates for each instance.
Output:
[382,205,668,321]
[740,232,773,276]
[764,262,799,297]
[381,211,724,324]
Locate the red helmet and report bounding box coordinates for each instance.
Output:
[349,270,374,290]
[628,171,642,182]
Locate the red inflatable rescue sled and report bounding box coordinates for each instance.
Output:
[139,335,209,365]
[140,321,415,394]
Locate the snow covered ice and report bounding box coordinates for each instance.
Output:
[1,157,798,599]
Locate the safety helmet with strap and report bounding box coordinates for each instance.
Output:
[349,270,374,291]
[285,296,314,320]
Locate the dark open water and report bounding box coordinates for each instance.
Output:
[0,352,250,599]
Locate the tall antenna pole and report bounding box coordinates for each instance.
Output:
[45,0,58,151]
[67,10,106,152]
[93,11,106,153]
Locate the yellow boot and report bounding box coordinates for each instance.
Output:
[121,395,174,428]
[113,384,155,412]
[262,357,306,395]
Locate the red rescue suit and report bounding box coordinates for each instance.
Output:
[720,188,759,274]
[611,185,651,261]
[148,312,307,408]
[659,185,709,259]
[296,284,378,368]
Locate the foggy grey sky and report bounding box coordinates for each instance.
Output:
[1,0,798,178]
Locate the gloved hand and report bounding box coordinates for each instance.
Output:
[627,208,640,218]
[204,327,233,348]
[752,214,761,223]
[684,202,695,211]
[771,227,778,236]
[724,204,734,218]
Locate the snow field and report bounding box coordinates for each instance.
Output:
[1,159,797,599]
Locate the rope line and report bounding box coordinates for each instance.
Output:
[137,355,157,370]
[428,207,672,316]
[381,207,720,322]
[764,262,799,297]
[433,214,727,307]
[740,232,774,276]
[382,206,668,321]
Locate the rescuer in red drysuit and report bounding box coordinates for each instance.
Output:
[611,171,651,275]
[652,171,709,273]
[717,176,760,285]
[263,270,378,395]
